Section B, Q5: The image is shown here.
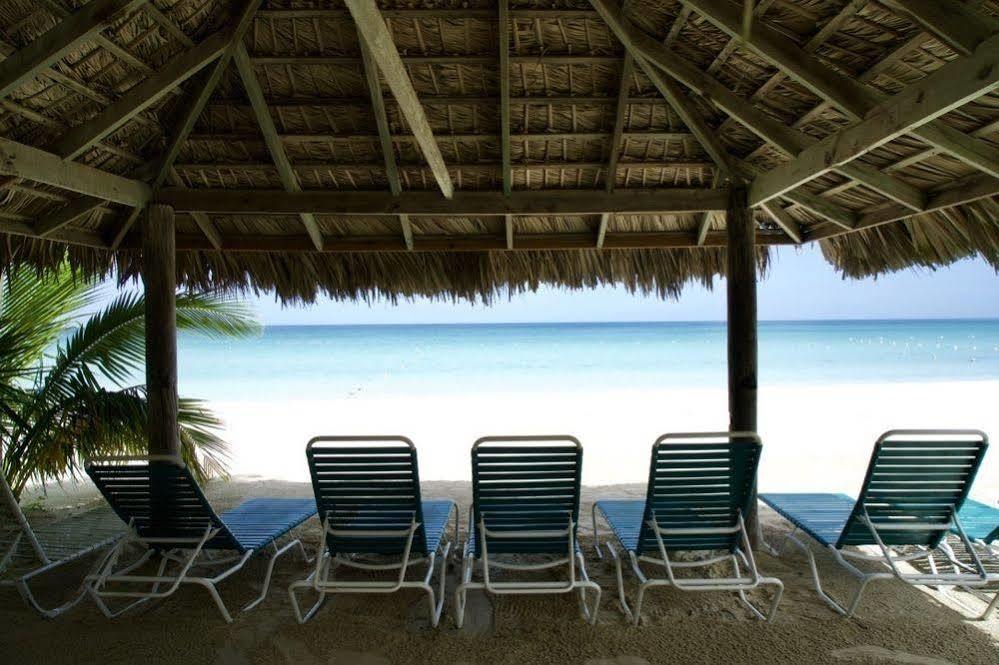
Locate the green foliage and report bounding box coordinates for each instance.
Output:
[0,264,259,500]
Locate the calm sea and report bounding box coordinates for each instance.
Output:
[175,320,999,401]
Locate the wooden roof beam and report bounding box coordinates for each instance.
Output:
[141,229,795,254]
[50,28,232,160]
[683,0,999,179]
[344,0,454,199]
[0,137,150,206]
[500,0,513,249]
[0,0,144,101]
[361,33,412,250]
[598,40,634,248]
[155,188,731,217]
[233,43,324,251]
[750,36,999,207]
[879,0,999,57]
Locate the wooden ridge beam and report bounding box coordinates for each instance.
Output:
[750,37,999,207]
[155,188,731,216]
[500,0,513,248]
[0,137,150,206]
[50,28,231,160]
[187,130,697,144]
[173,159,716,172]
[249,55,622,66]
[0,0,144,101]
[129,229,795,253]
[344,0,454,198]
[256,8,600,20]
[879,0,999,57]
[234,43,324,250]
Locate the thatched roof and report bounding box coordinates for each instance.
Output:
[0,0,997,302]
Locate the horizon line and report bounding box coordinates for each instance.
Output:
[253,316,999,328]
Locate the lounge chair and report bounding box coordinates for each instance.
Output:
[454,435,601,628]
[760,430,990,618]
[593,432,783,624]
[1,470,125,618]
[84,456,316,622]
[288,436,458,626]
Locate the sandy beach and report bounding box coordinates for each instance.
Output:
[4,378,998,664]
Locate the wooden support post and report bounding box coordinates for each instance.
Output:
[726,185,759,545]
[142,204,180,458]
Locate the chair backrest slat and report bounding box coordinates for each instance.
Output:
[86,458,241,551]
[837,430,988,548]
[471,436,582,557]
[306,436,426,555]
[637,432,761,554]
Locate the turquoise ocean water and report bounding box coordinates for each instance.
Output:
[175,320,999,402]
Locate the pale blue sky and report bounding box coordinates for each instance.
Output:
[244,245,999,325]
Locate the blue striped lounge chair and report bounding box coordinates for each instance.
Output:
[454,436,601,628]
[85,456,317,622]
[593,432,783,625]
[761,430,991,618]
[1,469,125,618]
[287,437,458,626]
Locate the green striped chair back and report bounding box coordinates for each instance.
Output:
[836,430,988,549]
[307,436,428,556]
[636,432,761,555]
[470,436,583,557]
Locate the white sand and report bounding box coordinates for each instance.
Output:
[212,380,999,503]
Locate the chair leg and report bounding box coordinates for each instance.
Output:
[288,554,331,624]
[605,543,636,624]
[575,550,601,624]
[192,578,234,623]
[783,532,875,617]
[453,554,474,629]
[731,554,784,622]
[243,538,302,612]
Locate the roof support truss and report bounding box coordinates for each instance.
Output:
[878,0,999,57]
[750,36,999,206]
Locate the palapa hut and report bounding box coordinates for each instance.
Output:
[0,0,998,510]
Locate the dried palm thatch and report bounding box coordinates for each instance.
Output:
[0,0,996,302]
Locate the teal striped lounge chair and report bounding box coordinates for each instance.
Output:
[454,436,601,628]
[593,432,783,624]
[1,470,125,618]
[85,456,316,622]
[761,430,990,618]
[287,437,458,626]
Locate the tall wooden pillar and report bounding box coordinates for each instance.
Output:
[142,204,180,457]
[726,184,759,544]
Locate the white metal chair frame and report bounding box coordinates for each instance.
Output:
[82,454,311,623]
[765,504,990,618]
[85,518,310,623]
[594,506,783,624]
[0,466,124,618]
[937,536,999,620]
[454,507,601,627]
[288,506,458,626]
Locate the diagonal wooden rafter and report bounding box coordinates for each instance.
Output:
[750,35,999,207]
[878,0,999,57]
[233,43,324,251]
[361,38,412,250]
[682,0,999,179]
[344,0,454,199]
[0,0,145,101]
[50,28,232,160]
[33,195,105,237]
[100,0,266,249]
